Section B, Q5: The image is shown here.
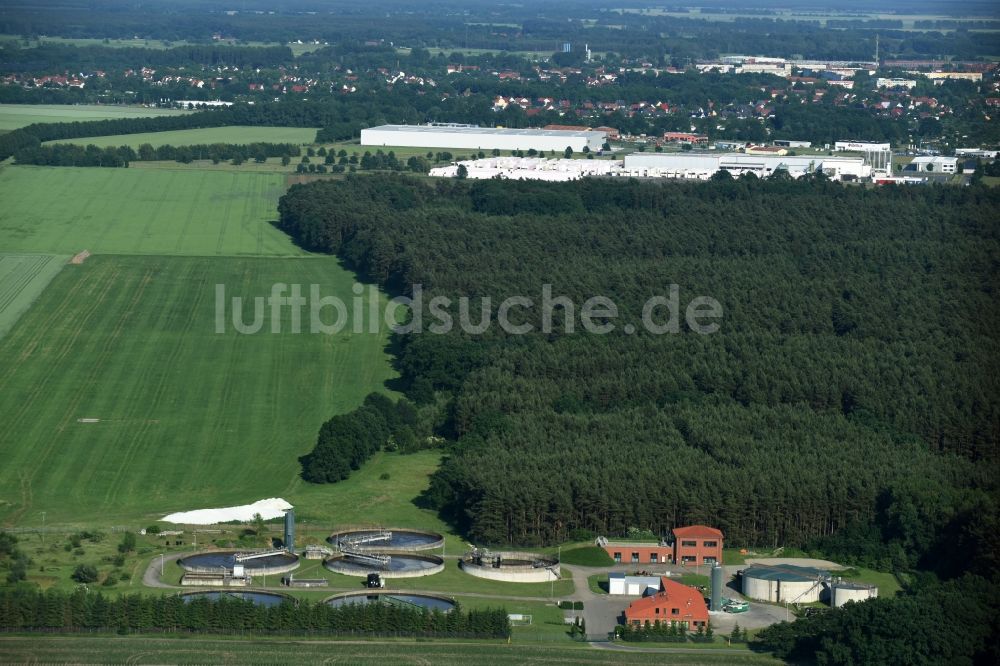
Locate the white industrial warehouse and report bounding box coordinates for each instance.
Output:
[430,153,873,181]
[621,153,873,180]
[360,123,607,152]
[429,156,619,181]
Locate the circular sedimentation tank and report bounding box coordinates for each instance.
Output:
[460,549,560,583]
[325,591,456,612]
[830,581,878,607]
[741,564,827,604]
[180,591,291,607]
[327,527,444,552]
[178,550,300,576]
[323,552,444,578]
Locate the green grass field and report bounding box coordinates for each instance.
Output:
[287,450,450,534]
[838,567,902,597]
[0,253,68,339]
[559,546,614,566]
[0,254,397,526]
[45,126,319,149]
[0,636,778,664]
[587,573,608,594]
[0,104,189,131]
[0,166,303,256]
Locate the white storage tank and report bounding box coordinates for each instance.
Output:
[831,581,878,607]
[741,564,827,604]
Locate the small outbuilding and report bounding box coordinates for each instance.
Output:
[608,573,663,596]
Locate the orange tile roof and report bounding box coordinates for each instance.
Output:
[672,525,723,539]
[624,577,709,623]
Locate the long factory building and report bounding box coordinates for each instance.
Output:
[621,153,873,180]
[430,153,873,181]
[360,123,607,153]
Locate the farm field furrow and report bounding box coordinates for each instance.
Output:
[42,125,319,149]
[0,254,398,526]
[0,104,190,131]
[0,166,305,256]
[0,253,69,338]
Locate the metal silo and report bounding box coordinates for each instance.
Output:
[711,564,724,610]
[283,509,295,552]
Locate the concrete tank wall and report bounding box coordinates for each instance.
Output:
[460,551,559,583]
[831,584,878,607]
[178,552,300,577]
[742,575,821,603]
[323,553,445,579]
[327,527,444,552]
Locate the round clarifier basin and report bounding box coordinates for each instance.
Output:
[460,551,560,583]
[323,552,444,578]
[180,591,290,607]
[327,528,444,551]
[178,550,299,575]
[325,592,455,612]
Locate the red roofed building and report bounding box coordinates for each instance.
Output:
[672,525,723,565]
[663,132,708,144]
[543,123,591,131]
[601,525,723,565]
[624,577,709,629]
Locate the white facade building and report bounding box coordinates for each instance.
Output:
[430,153,872,182]
[430,154,872,182]
[955,148,999,159]
[835,141,892,152]
[608,574,663,596]
[174,100,234,108]
[905,156,958,174]
[361,124,606,153]
[622,153,871,180]
[876,78,917,89]
[429,156,618,181]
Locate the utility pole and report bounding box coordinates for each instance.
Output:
[40,512,46,546]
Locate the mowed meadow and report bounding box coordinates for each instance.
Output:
[0,161,398,527]
[0,253,68,338]
[0,166,304,256]
[0,103,190,131]
[42,125,318,149]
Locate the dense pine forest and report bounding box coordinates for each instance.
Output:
[280,175,999,571]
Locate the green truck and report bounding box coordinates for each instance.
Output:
[722,599,750,613]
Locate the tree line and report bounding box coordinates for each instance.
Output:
[0,533,28,584]
[0,101,341,161]
[278,175,998,557]
[299,392,432,483]
[753,575,998,665]
[14,141,302,167]
[1,43,293,74]
[0,587,510,638]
